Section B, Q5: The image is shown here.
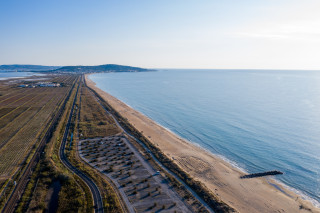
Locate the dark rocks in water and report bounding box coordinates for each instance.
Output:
[240,170,283,179]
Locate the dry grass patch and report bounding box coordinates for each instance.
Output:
[79,86,120,138]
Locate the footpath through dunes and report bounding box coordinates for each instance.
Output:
[85,75,320,213]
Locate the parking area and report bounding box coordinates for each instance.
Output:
[79,135,191,213]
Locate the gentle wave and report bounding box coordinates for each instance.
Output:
[275,179,320,208]
[89,69,320,205]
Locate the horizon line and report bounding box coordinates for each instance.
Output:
[1,64,320,71]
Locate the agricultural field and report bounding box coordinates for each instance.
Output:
[79,135,191,213]
[0,74,77,180]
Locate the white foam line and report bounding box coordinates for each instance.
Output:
[91,78,320,209]
[271,178,320,208]
[152,116,320,208]
[106,94,250,174]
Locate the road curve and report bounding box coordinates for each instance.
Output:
[86,83,215,213]
[59,80,104,213]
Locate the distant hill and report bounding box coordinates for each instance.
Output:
[54,64,151,73]
[0,64,61,71]
[0,64,153,73]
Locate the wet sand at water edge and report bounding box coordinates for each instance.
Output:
[86,74,320,213]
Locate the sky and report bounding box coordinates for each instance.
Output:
[1,0,320,69]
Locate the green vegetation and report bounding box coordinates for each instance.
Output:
[65,82,123,212]
[13,76,91,213]
[16,160,85,213]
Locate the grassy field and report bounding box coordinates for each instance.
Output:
[66,82,124,212]
[78,85,119,139]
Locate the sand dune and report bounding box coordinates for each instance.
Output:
[86,75,319,213]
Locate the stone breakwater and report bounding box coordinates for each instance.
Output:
[240,170,283,179]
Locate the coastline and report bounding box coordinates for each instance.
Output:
[85,74,320,213]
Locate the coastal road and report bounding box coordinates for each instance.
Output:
[59,81,104,213]
[86,83,215,213]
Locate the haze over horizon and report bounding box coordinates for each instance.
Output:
[1,0,320,70]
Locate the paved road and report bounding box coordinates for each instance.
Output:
[59,82,104,213]
[88,86,215,213]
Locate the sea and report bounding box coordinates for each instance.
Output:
[0,71,41,80]
[90,69,320,207]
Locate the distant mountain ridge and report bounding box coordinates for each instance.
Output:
[0,64,152,73]
[0,64,61,71]
[54,64,151,73]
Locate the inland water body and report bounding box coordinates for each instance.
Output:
[0,71,41,80]
[90,69,320,206]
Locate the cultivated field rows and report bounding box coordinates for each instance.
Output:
[0,88,30,104]
[0,91,66,176]
[0,90,60,148]
[0,75,76,178]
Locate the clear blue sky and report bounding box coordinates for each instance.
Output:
[1,0,320,69]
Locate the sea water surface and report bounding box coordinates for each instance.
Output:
[90,69,320,206]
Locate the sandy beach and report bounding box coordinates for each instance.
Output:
[86,75,320,213]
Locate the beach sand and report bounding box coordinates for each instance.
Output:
[86,75,320,213]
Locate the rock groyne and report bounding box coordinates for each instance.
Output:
[240,170,283,179]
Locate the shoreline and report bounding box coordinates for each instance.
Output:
[86,74,320,213]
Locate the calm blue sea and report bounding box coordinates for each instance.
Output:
[0,71,41,80]
[90,69,320,206]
